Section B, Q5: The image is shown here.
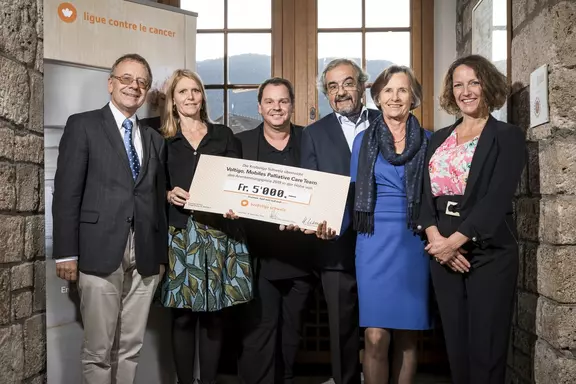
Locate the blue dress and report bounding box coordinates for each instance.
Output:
[351,131,432,330]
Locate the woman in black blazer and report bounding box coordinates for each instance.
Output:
[417,54,526,384]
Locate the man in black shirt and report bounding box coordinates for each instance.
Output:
[236,78,314,384]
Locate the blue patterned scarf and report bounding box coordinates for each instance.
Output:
[353,113,428,235]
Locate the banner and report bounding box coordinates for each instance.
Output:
[44,1,197,382]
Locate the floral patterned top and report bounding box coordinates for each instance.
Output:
[429,130,480,196]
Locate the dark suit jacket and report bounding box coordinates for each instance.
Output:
[52,104,168,277]
[236,123,313,280]
[417,115,527,249]
[301,109,380,271]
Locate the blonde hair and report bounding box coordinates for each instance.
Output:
[161,69,211,138]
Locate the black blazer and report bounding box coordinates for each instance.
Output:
[52,104,168,277]
[236,123,313,280]
[418,115,527,249]
[301,109,380,271]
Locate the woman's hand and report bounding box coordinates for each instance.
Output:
[426,234,471,273]
[223,209,239,220]
[167,187,189,207]
[425,236,458,264]
[446,252,471,273]
[316,221,337,241]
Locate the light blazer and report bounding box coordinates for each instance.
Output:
[52,104,168,276]
[301,109,380,271]
[417,115,527,249]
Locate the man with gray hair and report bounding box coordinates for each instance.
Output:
[301,58,380,384]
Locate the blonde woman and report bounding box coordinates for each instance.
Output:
[159,69,253,384]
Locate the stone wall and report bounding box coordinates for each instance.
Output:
[456,0,576,383]
[0,0,46,383]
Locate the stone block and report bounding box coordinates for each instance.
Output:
[0,215,25,263]
[527,122,553,142]
[517,242,525,289]
[11,262,34,291]
[513,349,533,382]
[0,269,10,326]
[35,39,43,73]
[35,0,42,39]
[523,242,538,293]
[0,56,30,126]
[16,164,40,212]
[517,291,538,334]
[534,338,576,384]
[38,168,44,214]
[548,65,576,131]
[27,373,46,384]
[0,123,14,160]
[514,326,537,356]
[0,0,38,65]
[540,196,576,245]
[510,86,531,134]
[536,245,576,303]
[23,314,46,378]
[25,215,44,261]
[0,163,15,211]
[12,290,32,320]
[512,0,528,31]
[525,141,540,196]
[15,134,43,164]
[0,324,24,383]
[28,70,43,133]
[516,198,539,242]
[33,261,45,312]
[537,297,576,351]
[511,6,557,87]
[551,1,576,68]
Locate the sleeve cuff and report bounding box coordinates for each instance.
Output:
[55,257,78,263]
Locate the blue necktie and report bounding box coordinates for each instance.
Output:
[122,119,140,180]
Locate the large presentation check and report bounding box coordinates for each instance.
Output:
[185,155,351,235]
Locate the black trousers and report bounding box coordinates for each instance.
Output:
[171,309,223,384]
[319,269,361,384]
[239,275,314,384]
[430,196,518,384]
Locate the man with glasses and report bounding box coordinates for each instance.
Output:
[52,53,167,384]
[299,58,379,384]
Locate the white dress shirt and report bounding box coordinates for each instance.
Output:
[56,103,142,264]
[335,106,370,150]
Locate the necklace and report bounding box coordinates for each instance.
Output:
[394,134,406,143]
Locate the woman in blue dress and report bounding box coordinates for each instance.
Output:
[351,65,432,384]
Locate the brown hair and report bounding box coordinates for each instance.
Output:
[439,54,508,115]
[161,69,210,138]
[370,65,422,110]
[258,77,295,104]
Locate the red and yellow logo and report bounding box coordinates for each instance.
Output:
[58,2,77,23]
[240,200,249,207]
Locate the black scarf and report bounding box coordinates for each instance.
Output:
[353,113,428,235]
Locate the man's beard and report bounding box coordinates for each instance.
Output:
[334,95,361,116]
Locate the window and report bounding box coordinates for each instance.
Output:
[317,0,412,118]
[181,0,272,132]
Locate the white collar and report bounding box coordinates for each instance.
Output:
[335,106,368,124]
[108,102,137,130]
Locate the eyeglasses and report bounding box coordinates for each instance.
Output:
[111,75,150,90]
[327,80,358,95]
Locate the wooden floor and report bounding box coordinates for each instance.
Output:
[218,374,451,383]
